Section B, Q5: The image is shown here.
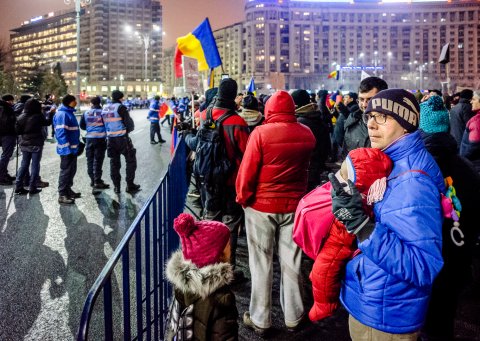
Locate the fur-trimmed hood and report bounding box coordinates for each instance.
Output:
[295,102,318,115]
[166,250,234,299]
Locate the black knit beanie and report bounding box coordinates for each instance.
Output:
[242,94,259,111]
[291,89,311,108]
[364,89,420,132]
[217,78,237,101]
[112,90,124,101]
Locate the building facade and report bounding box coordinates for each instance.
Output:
[10,0,163,97]
[243,0,480,92]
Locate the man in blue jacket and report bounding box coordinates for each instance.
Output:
[54,95,81,205]
[329,89,445,340]
[102,90,140,194]
[147,95,165,144]
[80,96,110,191]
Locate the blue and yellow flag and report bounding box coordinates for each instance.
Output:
[174,18,222,78]
[246,76,256,96]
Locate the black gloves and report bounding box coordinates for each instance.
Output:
[328,173,374,240]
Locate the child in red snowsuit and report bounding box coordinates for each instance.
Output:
[300,148,393,322]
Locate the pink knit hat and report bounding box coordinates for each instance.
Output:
[173,213,230,268]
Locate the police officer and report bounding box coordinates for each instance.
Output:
[102,90,140,194]
[148,95,166,144]
[80,96,110,192]
[54,95,81,205]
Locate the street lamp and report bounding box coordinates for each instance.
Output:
[64,0,91,110]
[125,25,161,96]
[373,51,378,76]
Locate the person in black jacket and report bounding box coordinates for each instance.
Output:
[449,89,474,149]
[0,94,17,185]
[292,89,331,190]
[419,97,480,340]
[14,99,53,195]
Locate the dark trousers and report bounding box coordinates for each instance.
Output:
[107,136,137,187]
[58,154,77,196]
[86,138,107,184]
[201,184,243,268]
[16,147,43,190]
[161,115,172,127]
[150,122,162,142]
[0,135,16,179]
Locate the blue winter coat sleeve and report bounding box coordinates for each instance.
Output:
[359,174,444,288]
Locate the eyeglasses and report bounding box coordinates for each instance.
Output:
[362,112,388,125]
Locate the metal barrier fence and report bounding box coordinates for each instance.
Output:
[77,138,189,341]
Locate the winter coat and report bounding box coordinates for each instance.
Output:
[334,101,359,147]
[450,98,474,148]
[296,103,331,190]
[199,106,250,187]
[459,110,480,173]
[236,91,316,214]
[16,100,51,147]
[53,105,80,156]
[343,106,370,154]
[0,100,16,136]
[340,131,445,334]
[165,251,238,341]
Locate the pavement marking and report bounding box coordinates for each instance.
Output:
[130,128,144,136]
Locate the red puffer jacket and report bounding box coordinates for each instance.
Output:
[235,91,316,213]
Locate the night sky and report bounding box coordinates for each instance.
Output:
[0,0,245,49]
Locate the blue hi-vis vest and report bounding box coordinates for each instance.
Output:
[148,100,160,122]
[84,108,106,138]
[53,105,80,156]
[101,103,127,137]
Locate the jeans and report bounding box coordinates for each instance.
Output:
[150,122,162,142]
[15,146,43,190]
[0,135,16,179]
[107,136,137,187]
[58,154,77,196]
[244,206,304,329]
[85,138,107,184]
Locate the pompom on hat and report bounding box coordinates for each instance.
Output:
[173,213,230,268]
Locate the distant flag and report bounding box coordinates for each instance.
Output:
[170,116,178,156]
[174,18,222,78]
[246,76,256,96]
[361,70,371,81]
[159,102,173,119]
[328,70,340,80]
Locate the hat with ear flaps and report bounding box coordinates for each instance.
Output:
[173,213,230,268]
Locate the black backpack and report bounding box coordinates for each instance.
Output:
[193,107,234,187]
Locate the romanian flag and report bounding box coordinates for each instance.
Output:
[246,76,256,96]
[159,102,173,118]
[328,70,340,80]
[174,18,222,78]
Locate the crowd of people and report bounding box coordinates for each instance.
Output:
[166,77,480,341]
[1,77,480,340]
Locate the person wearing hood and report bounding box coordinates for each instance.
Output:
[419,94,480,341]
[13,94,32,116]
[53,95,81,205]
[197,78,250,283]
[292,89,331,190]
[102,90,140,194]
[236,90,315,336]
[165,213,238,340]
[460,90,480,173]
[14,99,54,195]
[238,94,263,132]
[450,89,475,148]
[336,89,444,340]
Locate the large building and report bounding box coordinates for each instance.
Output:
[243,0,480,92]
[10,0,163,97]
[10,10,77,87]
